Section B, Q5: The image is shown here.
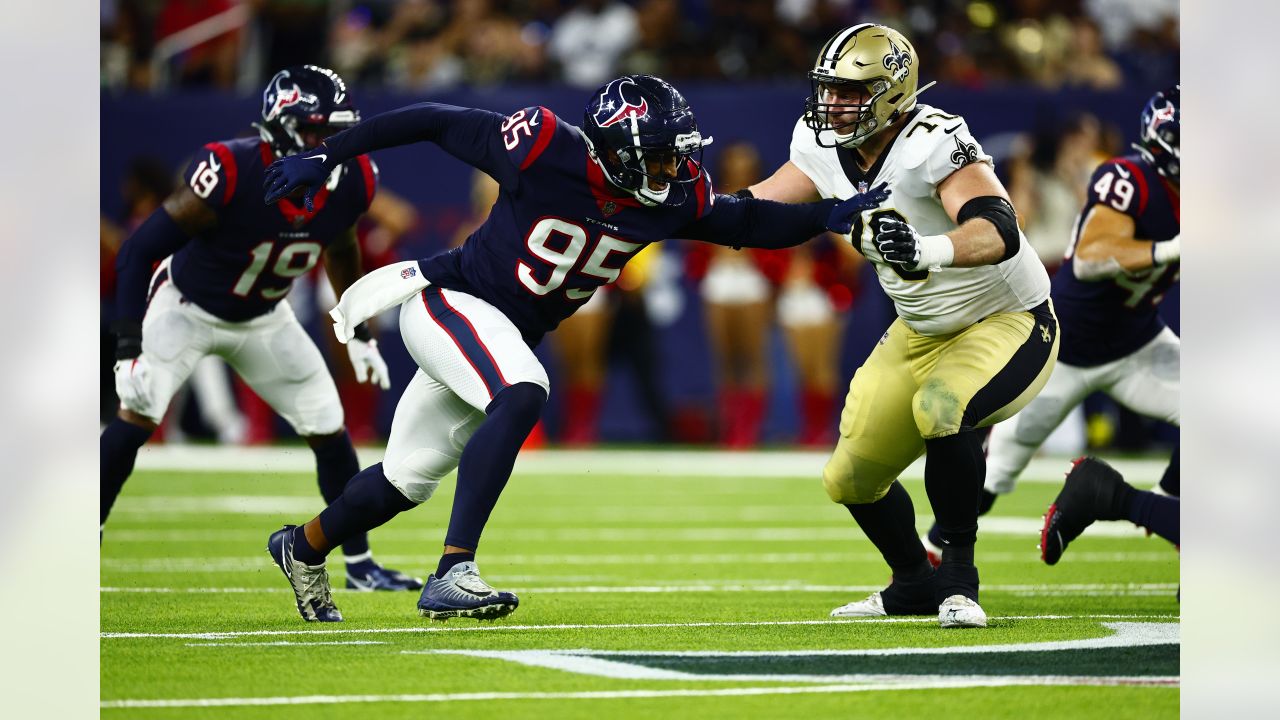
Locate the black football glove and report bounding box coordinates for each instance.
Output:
[873,216,924,269]
[825,182,891,235]
[263,146,334,209]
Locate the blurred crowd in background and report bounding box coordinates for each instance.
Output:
[102,0,1177,92]
[100,0,1179,455]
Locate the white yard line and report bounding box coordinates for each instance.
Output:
[99,551,1174,573]
[101,582,1179,596]
[133,446,1168,484]
[100,675,1179,709]
[186,640,386,647]
[101,614,1177,641]
[102,517,1153,541]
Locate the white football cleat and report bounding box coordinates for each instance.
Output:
[938,594,987,628]
[830,591,887,618]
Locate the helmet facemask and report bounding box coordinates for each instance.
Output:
[805,76,892,148]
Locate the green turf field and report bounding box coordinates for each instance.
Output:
[101,448,1179,718]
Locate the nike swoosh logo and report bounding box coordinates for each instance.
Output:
[348,574,374,590]
[1114,165,1131,179]
[528,112,541,127]
[943,124,962,134]
[853,60,871,67]
[208,152,221,172]
[305,154,328,163]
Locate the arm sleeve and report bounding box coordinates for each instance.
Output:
[676,193,837,250]
[321,103,553,191]
[114,208,192,324]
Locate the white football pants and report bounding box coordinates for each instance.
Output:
[985,326,1179,495]
[126,265,343,436]
[380,285,549,503]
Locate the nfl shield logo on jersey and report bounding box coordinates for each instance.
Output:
[602,201,618,217]
[401,266,417,279]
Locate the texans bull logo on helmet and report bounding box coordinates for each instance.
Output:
[593,77,651,128]
[264,71,319,123]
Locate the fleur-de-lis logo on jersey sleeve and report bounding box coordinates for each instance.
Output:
[950,136,980,168]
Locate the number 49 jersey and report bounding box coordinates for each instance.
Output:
[1054,154,1180,367]
[169,137,376,321]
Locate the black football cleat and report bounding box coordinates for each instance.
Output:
[1040,457,1131,565]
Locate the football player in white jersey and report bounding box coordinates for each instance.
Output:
[746,24,1057,627]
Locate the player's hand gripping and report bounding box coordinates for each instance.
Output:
[825,182,891,235]
[873,216,953,271]
[263,146,333,210]
[346,337,391,390]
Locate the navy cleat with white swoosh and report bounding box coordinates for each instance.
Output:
[1040,457,1131,565]
[416,561,519,621]
[345,559,424,591]
[267,525,343,622]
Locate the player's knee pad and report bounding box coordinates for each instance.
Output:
[384,449,461,504]
[912,378,964,439]
[822,453,895,505]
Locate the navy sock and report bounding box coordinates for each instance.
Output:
[1159,447,1179,497]
[1127,491,1180,546]
[100,417,153,525]
[436,551,476,578]
[845,481,932,582]
[303,463,417,563]
[444,383,547,550]
[311,431,370,558]
[923,430,986,567]
[291,526,326,566]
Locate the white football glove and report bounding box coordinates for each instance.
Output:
[346,337,391,390]
[113,355,153,413]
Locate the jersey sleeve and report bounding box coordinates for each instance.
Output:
[1083,158,1149,218]
[500,106,562,173]
[788,117,831,197]
[182,142,239,208]
[688,161,715,221]
[914,117,993,189]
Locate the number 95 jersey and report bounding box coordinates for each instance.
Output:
[1054,154,1180,367]
[170,137,376,321]
[789,104,1050,336]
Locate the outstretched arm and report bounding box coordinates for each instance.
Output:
[678,183,889,250]
[264,103,518,206]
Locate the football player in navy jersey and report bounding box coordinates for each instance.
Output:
[923,86,1181,562]
[261,74,891,622]
[101,66,423,592]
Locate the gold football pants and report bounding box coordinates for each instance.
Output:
[823,300,1058,505]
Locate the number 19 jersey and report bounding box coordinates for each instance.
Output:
[170,137,376,321]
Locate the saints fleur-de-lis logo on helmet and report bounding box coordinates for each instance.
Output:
[882,40,913,83]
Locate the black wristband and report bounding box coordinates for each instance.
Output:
[734,188,755,199]
[111,318,143,361]
[352,323,373,342]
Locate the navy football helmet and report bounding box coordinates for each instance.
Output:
[256,65,360,157]
[582,75,713,206]
[1135,85,1179,186]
